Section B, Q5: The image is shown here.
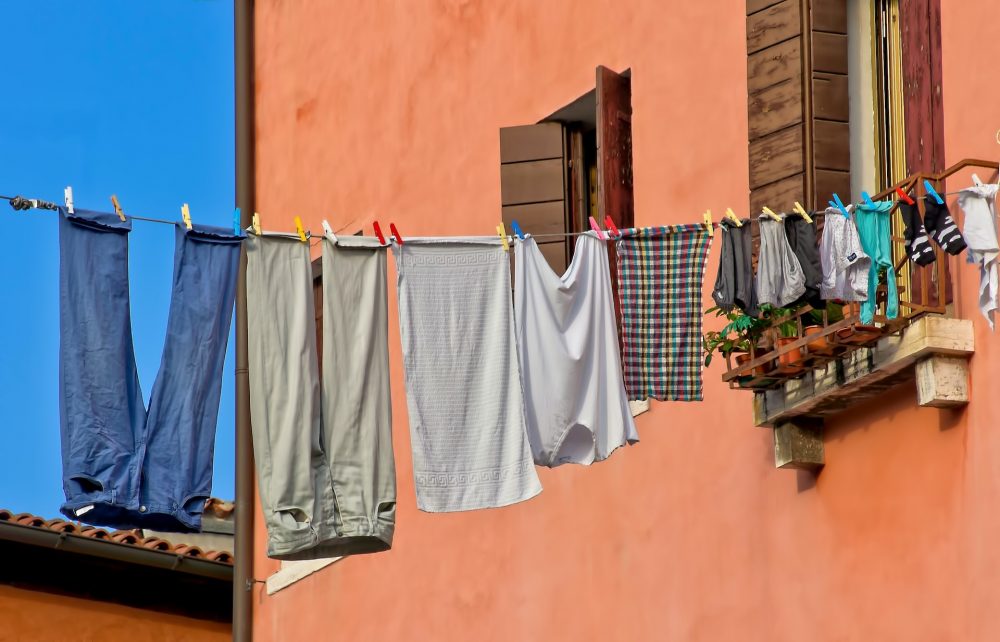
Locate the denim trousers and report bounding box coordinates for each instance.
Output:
[59,207,241,531]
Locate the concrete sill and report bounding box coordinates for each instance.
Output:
[752,316,974,469]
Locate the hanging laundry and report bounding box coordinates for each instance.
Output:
[393,239,541,511]
[819,206,870,302]
[922,197,967,255]
[756,217,805,307]
[513,232,638,467]
[59,208,240,532]
[711,218,758,316]
[616,225,713,402]
[899,201,936,266]
[957,183,1000,329]
[320,236,396,556]
[247,234,396,559]
[854,201,898,324]
[783,214,824,308]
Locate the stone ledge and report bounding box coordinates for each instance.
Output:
[753,316,974,427]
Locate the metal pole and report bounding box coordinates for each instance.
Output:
[233,0,255,640]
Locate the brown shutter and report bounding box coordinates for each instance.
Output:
[596,66,634,231]
[500,123,570,272]
[747,0,849,213]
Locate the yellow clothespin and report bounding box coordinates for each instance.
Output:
[724,208,743,227]
[294,216,307,242]
[703,210,714,237]
[181,203,193,230]
[792,201,813,224]
[497,223,510,251]
[252,212,262,236]
[110,195,126,222]
[761,206,782,221]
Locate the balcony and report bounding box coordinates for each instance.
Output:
[707,159,995,470]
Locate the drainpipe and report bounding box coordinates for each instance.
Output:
[234,0,255,640]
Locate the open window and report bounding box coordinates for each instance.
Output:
[499,66,634,275]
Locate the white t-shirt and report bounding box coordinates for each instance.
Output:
[513,232,639,467]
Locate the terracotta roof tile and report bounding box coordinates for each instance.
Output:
[0,505,233,566]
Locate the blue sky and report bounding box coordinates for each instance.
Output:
[0,2,235,516]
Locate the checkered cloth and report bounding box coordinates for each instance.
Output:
[616,225,714,401]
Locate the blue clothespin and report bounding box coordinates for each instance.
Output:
[234,207,243,237]
[861,191,876,208]
[924,179,945,205]
[511,220,525,240]
[832,193,850,217]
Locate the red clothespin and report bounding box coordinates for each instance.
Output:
[373,221,387,245]
[895,186,915,205]
[604,215,620,238]
[588,216,606,240]
[389,222,404,245]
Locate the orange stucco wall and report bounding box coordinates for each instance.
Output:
[0,584,228,641]
[251,1,1000,639]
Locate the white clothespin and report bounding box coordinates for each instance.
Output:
[322,219,337,243]
[64,186,74,214]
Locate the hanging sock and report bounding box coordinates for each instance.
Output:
[392,238,541,512]
[854,202,898,324]
[783,213,824,308]
[617,225,713,402]
[922,197,967,255]
[899,201,936,266]
[59,209,241,532]
[711,218,758,317]
[819,206,870,302]
[756,217,806,307]
[514,232,638,467]
[957,184,1000,329]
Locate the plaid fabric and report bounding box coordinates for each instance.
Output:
[616,225,714,401]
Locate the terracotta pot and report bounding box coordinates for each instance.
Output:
[775,337,804,374]
[803,325,834,355]
[735,352,773,377]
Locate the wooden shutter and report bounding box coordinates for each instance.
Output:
[500,123,570,273]
[596,66,634,231]
[747,0,850,213]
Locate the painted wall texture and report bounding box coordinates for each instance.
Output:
[251,1,1000,639]
[0,585,229,641]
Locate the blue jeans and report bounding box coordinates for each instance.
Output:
[59,207,240,531]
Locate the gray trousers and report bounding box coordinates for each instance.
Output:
[247,234,395,560]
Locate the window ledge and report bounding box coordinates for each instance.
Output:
[266,556,342,595]
[754,316,974,428]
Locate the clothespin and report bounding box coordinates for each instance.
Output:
[761,206,782,221]
[234,208,243,236]
[604,215,620,239]
[389,222,404,245]
[293,216,307,242]
[64,186,74,214]
[511,220,525,240]
[924,179,945,204]
[724,208,743,227]
[703,210,714,237]
[321,219,337,243]
[861,191,876,208]
[110,195,126,222]
[832,193,850,217]
[252,212,262,236]
[588,216,606,240]
[792,201,813,224]
[895,187,915,205]
[373,221,386,245]
[972,173,984,187]
[181,203,193,230]
[496,223,510,251]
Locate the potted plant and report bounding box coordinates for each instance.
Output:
[760,304,805,374]
[801,303,842,355]
[703,307,771,377]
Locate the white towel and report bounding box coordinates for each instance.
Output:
[957,183,1000,329]
[392,238,542,512]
